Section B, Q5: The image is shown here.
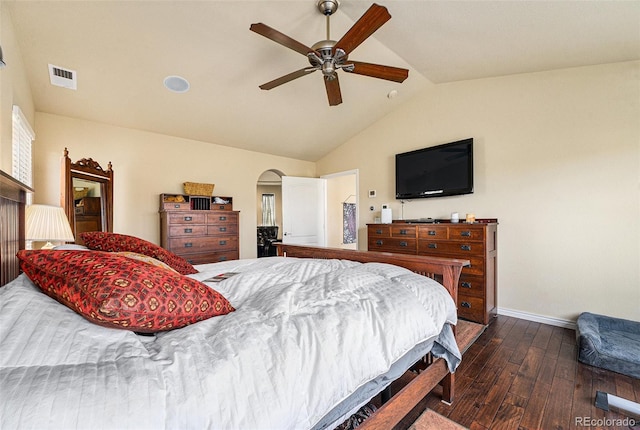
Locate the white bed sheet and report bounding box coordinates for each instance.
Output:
[0,257,460,430]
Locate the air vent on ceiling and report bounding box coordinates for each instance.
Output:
[48,64,77,90]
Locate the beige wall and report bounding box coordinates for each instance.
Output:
[0,3,35,174]
[317,61,640,323]
[33,113,315,259]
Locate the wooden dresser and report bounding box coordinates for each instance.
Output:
[367,219,498,325]
[159,194,239,265]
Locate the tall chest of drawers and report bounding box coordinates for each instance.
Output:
[368,220,498,325]
[160,194,239,265]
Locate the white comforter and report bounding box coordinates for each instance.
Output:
[0,257,460,430]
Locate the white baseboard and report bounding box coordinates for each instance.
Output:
[497,307,576,330]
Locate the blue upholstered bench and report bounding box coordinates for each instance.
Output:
[576,312,640,379]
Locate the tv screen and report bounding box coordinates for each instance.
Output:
[395,138,473,199]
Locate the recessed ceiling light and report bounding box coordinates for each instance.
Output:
[164,75,190,93]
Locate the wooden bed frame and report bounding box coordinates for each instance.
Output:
[277,243,470,430]
[1,172,470,429]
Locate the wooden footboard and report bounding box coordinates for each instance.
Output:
[276,244,468,313]
[275,244,470,429]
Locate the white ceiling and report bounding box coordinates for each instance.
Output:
[6,0,640,161]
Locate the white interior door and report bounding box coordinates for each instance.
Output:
[281,176,326,246]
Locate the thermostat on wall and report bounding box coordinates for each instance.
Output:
[368,190,376,198]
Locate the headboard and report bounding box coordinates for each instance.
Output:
[0,170,33,287]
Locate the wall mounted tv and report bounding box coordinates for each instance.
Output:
[395,138,473,199]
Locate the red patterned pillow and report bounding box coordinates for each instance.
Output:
[17,250,234,333]
[80,232,198,275]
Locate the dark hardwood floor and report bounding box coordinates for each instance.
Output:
[416,315,640,430]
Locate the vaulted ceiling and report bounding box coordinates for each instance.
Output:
[6,0,640,161]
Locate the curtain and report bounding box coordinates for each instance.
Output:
[262,194,276,226]
[343,203,356,244]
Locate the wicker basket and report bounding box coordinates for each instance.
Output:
[73,187,90,200]
[183,182,215,196]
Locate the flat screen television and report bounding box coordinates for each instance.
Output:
[395,138,473,199]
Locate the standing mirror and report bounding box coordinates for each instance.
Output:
[60,148,113,245]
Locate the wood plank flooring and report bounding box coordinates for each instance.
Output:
[418,315,640,430]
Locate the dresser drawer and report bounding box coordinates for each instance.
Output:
[418,240,485,256]
[168,225,207,237]
[447,226,485,241]
[168,236,238,253]
[207,224,238,236]
[207,212,238,224]
[391,225,416,238]
[458,274,485,298]
[457,294,485,323]
[368,237,416,254]
[181,250,239,265]
[162,202,190,211]
[368,225,391,238]
[167,213,206,224]
[461,256,486,276]
[417,225,448,239]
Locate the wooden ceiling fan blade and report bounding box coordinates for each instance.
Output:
[250,23,315,56]
[334,4,391,55]
[259,68,317,90]
[324,75,342,106]
[347,61,408,83]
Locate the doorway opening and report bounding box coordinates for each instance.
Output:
[256,170,283,257]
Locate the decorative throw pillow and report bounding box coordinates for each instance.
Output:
[114,251,178,273]
[80,231,198,275]
[17,250,234,333]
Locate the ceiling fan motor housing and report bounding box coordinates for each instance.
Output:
[317,0,339,16]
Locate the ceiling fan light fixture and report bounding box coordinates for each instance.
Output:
[164,75,190,93]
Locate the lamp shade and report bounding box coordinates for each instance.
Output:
[26,205,75,248]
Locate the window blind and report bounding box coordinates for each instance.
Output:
[12,105,35,188]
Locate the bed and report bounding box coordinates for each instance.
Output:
[0,175,469,429]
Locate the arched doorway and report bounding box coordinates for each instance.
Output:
[256,169,283,257]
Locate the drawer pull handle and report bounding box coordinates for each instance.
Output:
[173,204,181,208]
[428,230,436,236]
[461,301,472,308]
[461,245,471,251]
[400,241,408,247]
[219,256,228,261]
[461,282,472,289]
[219,227,227,232]
[376,229,383,234]
[219,240,227,245]
[219,216,227,221]
[218,205,226,210]
[184,242,193,248]
[184,228,192,233]
[428,243,437,249]
[376,240,383,245]
[184,216,192,221]
[399,229,408,235]
[461,231,471,237]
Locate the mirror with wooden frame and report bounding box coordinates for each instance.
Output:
[60,148,113,245]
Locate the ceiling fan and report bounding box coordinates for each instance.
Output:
[250,1,409,106]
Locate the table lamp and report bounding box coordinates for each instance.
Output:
[26,204,75,249]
